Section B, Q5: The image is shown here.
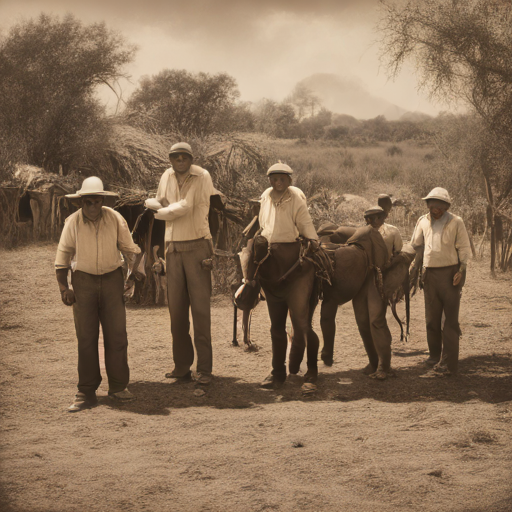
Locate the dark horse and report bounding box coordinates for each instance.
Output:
[246,237,320,392]
[320,230,415,378]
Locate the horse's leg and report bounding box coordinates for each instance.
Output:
[287,275,314,377]
[232,304,239,347]
[242,309,258,352]
[367,277,393,379]
[304,283,320,383]
[320,299,339,366]
[352,278,379,374]
[262,299,289,386]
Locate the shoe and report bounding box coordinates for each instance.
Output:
[260,374,286,390]
[196,373,212,386]
[424,357,440,367]
[165,370,193,382]
[108,389,136,402]
[68,392,97,412]
[433,364,454,377]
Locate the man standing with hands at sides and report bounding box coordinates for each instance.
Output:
[410,187,472,376]
[56,177,141,412]
[145,142,215,386]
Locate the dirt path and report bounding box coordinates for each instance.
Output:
[1,243,511,512]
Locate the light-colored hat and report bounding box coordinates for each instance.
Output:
[267,163,293,176]
[364,205,385,217]
[422,187,451,204]
[169,142,193,158]
[65,176,118,199]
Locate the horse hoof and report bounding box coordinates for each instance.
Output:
[244,343,259,353]
[301,382,317,395]
[321,355,333,367]
[362,364,377,375]
[288,361,301,375]
[304,371,318,384]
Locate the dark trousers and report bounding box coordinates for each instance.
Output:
[71,267,129,396]
[352,271,392,372]
[166,240,213,377]
[423,265,463,373]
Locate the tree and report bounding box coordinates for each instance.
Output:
[285,83,321,121]
[253,99,299,139]
[0,13,136,174]
[126,70,244,136]
[380,0,512,272]
[299,108,332,139]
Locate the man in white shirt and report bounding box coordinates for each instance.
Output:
[259,163,318,243]
[410,187,472,376]
[55,177,141,411]
[257,163,319,389]
[145,142,215,386]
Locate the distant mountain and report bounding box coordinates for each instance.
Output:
[297,73,409,121]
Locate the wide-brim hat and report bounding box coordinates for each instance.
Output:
[169,142,193,158]
[65,176,118,199]
[422,187,451,204]
[364,205,385,217]
[267,162,293,176]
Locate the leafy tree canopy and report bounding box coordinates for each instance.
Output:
[0,13,136,174]
[126,69,245,136]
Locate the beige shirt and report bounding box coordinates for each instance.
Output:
[55,207,141,275]
[379,223,403,259]
[154,165,214,245]
[411,211,472,268]
[259,186,318,243]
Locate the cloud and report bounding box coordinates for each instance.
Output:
[1,0,442,117]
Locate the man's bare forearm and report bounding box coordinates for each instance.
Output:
[56,268,70,292]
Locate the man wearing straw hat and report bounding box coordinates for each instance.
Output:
[410,187,471,376]
[55,176,141,412]
[145,142,215,386]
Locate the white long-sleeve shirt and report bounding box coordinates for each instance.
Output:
[259,186,318,243]
[55,207,140,275]
[153,165,214,244]
[410,211,472,268]
[379,223,403,260]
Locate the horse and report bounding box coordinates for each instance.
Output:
[244,236,320,392]
[319,231,415,378]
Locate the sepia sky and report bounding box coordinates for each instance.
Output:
[0,0,446,116]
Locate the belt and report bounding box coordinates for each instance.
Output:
[166,238,208,253]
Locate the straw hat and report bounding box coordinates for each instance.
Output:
[65,176,118,199]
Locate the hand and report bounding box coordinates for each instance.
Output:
[61,288,76,306]
[123,280,135,302]
[309,239,320,252]
[453,271,462,286]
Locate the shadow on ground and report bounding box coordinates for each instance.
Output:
[104,354,512,416]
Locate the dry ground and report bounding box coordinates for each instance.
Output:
[1,243,512,512]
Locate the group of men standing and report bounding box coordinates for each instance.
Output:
[56,142,471,412]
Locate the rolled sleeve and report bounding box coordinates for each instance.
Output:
[295,201,318,240]
[115,212,141,254]
[410,221,425,252]
[455,219,472,265]
[54,215,76,269]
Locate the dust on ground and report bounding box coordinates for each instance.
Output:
[1,243,511,512]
